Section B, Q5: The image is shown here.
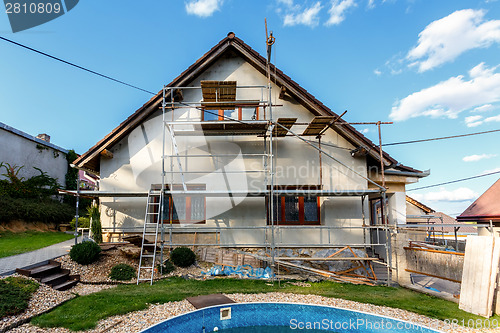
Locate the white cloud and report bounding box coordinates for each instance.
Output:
[472,104,495,112]
[482,167,500,174]
[464,113,500,127]
[367,0,387,9]
[374,69,382,76]
[463,153,497,162]
[283,2,323,27]
[361,128,370,134]
[325,0,357,26]
[413,187,479,203]
[407,9,500,72]
[465,115,484,127]
[390,63,500,121]
[486,114,500,122]
[185,0,223,17]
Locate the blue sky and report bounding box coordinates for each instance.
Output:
[1,0,499,216]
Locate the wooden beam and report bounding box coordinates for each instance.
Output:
[100,149,113,159]
[276,257,379,261]
[405,269,461,283]
[279,86,287,100]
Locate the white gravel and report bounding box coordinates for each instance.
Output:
[8,292,498,333]
[0,275,75,332]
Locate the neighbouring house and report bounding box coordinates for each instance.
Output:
[457,178,500,236]
[405,196,477,247]
[0,121,68,186]
[73,33,428,259]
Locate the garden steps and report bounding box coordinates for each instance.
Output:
[16,259,79,291]
[365,248,389,282]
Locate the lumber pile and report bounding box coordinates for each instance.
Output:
[199,248,261,268]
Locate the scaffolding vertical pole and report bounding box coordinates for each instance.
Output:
[74,177,80,245]
[361,195,367,254]
[382,190,392,286]
[269,126,275,274]
[160,86,166,272]
[169,88,175,250]
[266,20,276,278]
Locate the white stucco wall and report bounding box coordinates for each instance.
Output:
[0,126,68,186]
[99,54,377,246]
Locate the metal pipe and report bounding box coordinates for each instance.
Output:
[274,121,386,191]
[377,121,386,188]
[74,177,80,245]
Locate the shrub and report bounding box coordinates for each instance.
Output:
[0,277,39,318]
[70,241,101,265]
[170,247,196,267]
[70,217,90,229]
[0,196,73,224]
[157,260,175,274]
[88,205,102,244]
[109,264,135,281]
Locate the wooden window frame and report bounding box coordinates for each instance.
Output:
[151,184,206,224]
[201,107,259,121]
[266,185,321,225]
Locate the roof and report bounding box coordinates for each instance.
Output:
[457,178,500,223]
[428,212,478,234]
[406,195,435,214]
[0,122,68,154]
[74,32,423,175]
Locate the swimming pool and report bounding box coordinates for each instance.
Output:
[141,302,442,333]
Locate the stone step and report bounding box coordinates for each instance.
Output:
[52,278,79,291]
[40,270,70,287]
[29,262,61,278]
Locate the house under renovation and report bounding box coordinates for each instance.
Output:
[72,32,428,283]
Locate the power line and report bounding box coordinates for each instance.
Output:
[0,36,268,128]
[0,36,156,95]
[383,129,500,146]
[407,170,500,191]
[4,35,499,150]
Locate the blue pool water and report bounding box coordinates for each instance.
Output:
[141,303,442,333]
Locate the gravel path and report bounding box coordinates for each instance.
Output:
[9,292,497,333]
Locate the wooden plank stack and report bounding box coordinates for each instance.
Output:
[199,248,261,268]
[459,236,500,317]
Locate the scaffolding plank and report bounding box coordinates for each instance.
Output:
[274,118,297,137]
[302,116,335,136]
[201,81,237,110]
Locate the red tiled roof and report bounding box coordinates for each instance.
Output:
[457,178,500,223]
[73,32,423,175]
[429,212,477,234]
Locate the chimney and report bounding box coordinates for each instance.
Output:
[36,133,50,143]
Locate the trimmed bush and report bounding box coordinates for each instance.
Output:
[109,264,135,281]
[0,196,74,224]
[70,217,90,230]
[70,241,101,265]
[157,260,175,274]
[170,247,196,267]
[88,205,102,244]
[0,277,39,318]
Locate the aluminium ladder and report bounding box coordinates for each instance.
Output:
[137,190,163,285]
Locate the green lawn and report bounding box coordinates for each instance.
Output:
[32,277,499,331]
[0,231,75,258]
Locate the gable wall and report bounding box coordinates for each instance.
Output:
[99,53,370,246]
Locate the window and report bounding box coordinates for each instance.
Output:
[370,197,388,225]
[267,186,321,225]
[202,107,259,121]
[151,184,206,224]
